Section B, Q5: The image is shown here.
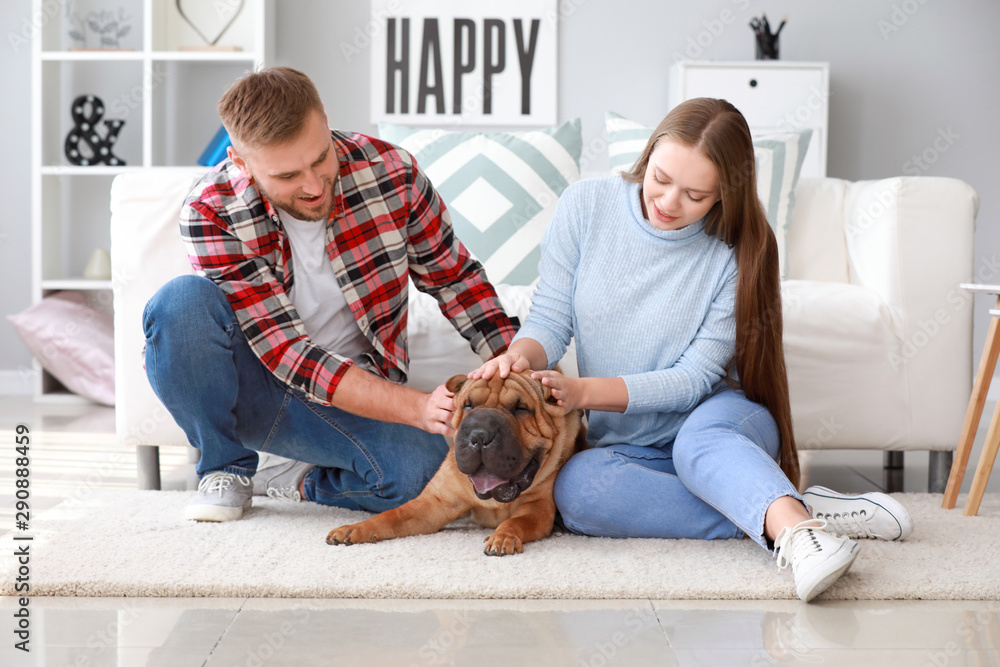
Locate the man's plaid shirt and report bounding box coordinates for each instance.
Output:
[180,130,518,405]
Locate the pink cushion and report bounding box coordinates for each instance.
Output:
[8,292,115,405]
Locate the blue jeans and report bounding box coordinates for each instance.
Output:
[142,275,448,512]
[553,388,803,549]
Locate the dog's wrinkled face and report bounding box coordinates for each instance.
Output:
[446,373,559,503]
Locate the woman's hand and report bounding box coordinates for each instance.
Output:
[531,370,585,412]
[419,383,456,436]
[531,372,630,413]
[469,352,532,380]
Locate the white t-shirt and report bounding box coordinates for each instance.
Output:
[277,208,374,361]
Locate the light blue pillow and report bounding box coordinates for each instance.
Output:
[379,119,583,286]
[606,111,811,278]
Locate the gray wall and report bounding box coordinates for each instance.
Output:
[1,1,35,390]
[3,0,999,391]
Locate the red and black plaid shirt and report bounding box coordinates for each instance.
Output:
[180,130,517,405]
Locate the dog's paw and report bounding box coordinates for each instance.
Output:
[326,523,379,546]
[483,532,524,556]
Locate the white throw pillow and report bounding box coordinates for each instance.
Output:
[606,111,811,278]
[378,119,583,286]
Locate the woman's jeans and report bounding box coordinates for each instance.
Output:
[142,275,448,512]
[554,389,803,549]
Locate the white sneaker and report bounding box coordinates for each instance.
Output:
[183,471,252,522]
[252,451,312,501]
[774,519,860,602]
[802,486,913,541]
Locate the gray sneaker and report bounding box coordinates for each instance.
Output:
[183,471,253,522]
[252,452,313,501]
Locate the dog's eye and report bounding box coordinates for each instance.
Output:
[462,400,474,412]
[514,401,534,416]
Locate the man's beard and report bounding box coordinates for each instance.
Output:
[256,178,336,222]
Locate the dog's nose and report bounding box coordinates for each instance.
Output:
[454,409,510,474]
[466,427,494,450]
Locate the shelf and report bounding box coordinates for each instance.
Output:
[41,50,257,63]
[42,279,114,291]
[41,165,145,176]
[31,0,272,401]
[150,50,256,62]
[42,50,143,62]
[41,165,209,176]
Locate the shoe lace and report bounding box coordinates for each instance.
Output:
[266,487,302,502]
[774,519,828,570]
[812,510,874,539]
[198,472,251,496]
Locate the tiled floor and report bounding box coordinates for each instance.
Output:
[1,394,999,666]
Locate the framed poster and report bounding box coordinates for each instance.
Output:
[368,0,557,126]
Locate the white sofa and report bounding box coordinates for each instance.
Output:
[109,171,978,493]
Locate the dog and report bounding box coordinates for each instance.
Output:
[325,370,586,555]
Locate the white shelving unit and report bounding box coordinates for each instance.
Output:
[669,60,830,179]
[30,0,273,400]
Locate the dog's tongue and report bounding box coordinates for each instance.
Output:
[470,469,509,495]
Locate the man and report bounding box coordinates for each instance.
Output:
[143,67,518,521]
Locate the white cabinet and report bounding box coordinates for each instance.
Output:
[30,0,273,399]
[669,60,829,178]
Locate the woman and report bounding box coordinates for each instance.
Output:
[472,98,912,602]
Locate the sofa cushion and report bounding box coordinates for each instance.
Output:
[378,119,583,286]
[781,279,909,450]
[606,111,811,278]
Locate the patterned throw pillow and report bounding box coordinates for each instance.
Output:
[378,119,583,286]
[606,111,812,278]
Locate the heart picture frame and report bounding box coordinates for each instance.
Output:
[175,0,245,47]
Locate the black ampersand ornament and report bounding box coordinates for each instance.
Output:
[64,95,126,166]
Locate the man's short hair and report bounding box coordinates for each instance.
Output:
[217,66,324,151]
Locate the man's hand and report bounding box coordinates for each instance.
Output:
[419,383,456,436]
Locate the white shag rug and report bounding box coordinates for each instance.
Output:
[1,490,997,600]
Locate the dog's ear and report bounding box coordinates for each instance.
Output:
[445,374,468,394]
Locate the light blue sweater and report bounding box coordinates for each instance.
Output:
[515,176,738,447]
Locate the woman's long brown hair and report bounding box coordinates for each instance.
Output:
[622,97,800,488]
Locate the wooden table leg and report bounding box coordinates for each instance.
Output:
[943,296,1000,509]
[965,397,1000,516]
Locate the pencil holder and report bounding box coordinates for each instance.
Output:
[749,15,785,60]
